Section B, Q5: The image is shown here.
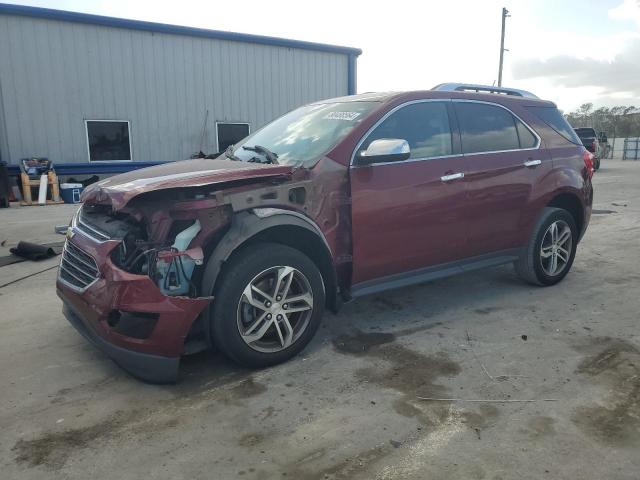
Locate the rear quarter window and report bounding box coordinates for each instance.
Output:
[527,106,581,144]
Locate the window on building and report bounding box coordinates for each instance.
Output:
[361,102,453,160]
[86,121,132,161]
[217,123,250,153]
[455,103,521,154]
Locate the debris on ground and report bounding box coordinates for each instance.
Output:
[8,241,63,261]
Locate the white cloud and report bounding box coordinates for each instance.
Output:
[512,37,640,95]
[609,0,640,26]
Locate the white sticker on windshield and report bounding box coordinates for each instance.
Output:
[323,111,361,121]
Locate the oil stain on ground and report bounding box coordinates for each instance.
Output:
[333,330,472,427]
[238,432,265,447]
[571,337,640,446]
[285,329,497,480]
[12,375,267,470]
[521,416,556,439]
[12,409,179,470]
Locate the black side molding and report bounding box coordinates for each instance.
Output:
[350,248,523,298]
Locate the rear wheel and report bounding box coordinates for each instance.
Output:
[515,207,578,286]
[211,243,325,368]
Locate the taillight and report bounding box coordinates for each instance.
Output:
[583,150,594,179]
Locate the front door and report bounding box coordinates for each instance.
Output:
[350,100,470,286]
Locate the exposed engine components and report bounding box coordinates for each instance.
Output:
[154,220,203,296]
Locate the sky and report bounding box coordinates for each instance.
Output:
[4,0,640,112]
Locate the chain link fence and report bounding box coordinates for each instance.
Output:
[623,138,640,160]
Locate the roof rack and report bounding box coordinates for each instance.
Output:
[432,83,539,99]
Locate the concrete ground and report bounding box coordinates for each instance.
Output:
[1,159,639,480]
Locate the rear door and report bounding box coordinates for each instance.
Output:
[350,100,470,285]
[454,101,551,257]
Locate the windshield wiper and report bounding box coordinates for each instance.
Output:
[242,145,279,164]
[225,145,241,161]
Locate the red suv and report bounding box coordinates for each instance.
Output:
[57,83,593,382]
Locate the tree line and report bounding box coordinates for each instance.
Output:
[565,104,640,138]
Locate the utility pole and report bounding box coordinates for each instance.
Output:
[497,7,509,87]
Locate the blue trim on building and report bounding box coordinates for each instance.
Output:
[0,3,362,57]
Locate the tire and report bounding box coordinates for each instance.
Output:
[211,242,325,368]
[514,207,578,286]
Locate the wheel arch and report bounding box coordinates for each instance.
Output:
[546,191,585,238]
[200,209,338,332]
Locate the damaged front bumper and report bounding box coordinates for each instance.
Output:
[56,224,211,383]
[60,303,182,383]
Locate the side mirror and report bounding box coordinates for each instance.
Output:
[356,138,411,165]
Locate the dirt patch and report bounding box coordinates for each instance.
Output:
[333,331,395,355]
[13,375,267,470]
[12,409,180,470]
[602,273,640,286]
[474,306,502,315]
[333,330,461,428]
[216,377,268,406]
[592,209,617,215]
[460,404,500,431]
[571,337,640,446]
[356,345,460,426]
[298,330,464,478]
[521,416,556,439]
[285,443,392,480]
[372,296,404,311]
[238,432,265,447]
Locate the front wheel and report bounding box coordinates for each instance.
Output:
[514,207,578,286]
[211,243,325,368]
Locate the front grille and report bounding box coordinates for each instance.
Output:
[76,208,111,241]
[59,241,100,290]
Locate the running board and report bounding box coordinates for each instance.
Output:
[350,249,523,298]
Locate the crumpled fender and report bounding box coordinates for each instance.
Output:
[200,208,332,294]
[199,208,335,344]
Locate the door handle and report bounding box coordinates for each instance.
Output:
[524,159,542,167]
[440,172,464,182]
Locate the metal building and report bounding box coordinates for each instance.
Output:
[0,3,360,173]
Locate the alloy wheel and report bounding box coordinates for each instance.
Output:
[540,220,572,276]
[236,266,314,353]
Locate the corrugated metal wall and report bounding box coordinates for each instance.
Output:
[0,14,350,165]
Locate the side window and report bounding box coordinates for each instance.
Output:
[516,120,537,148]
[455,103,520,154]
[361,102,452,160]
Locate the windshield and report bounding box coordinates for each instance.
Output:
[230,101,379,166]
